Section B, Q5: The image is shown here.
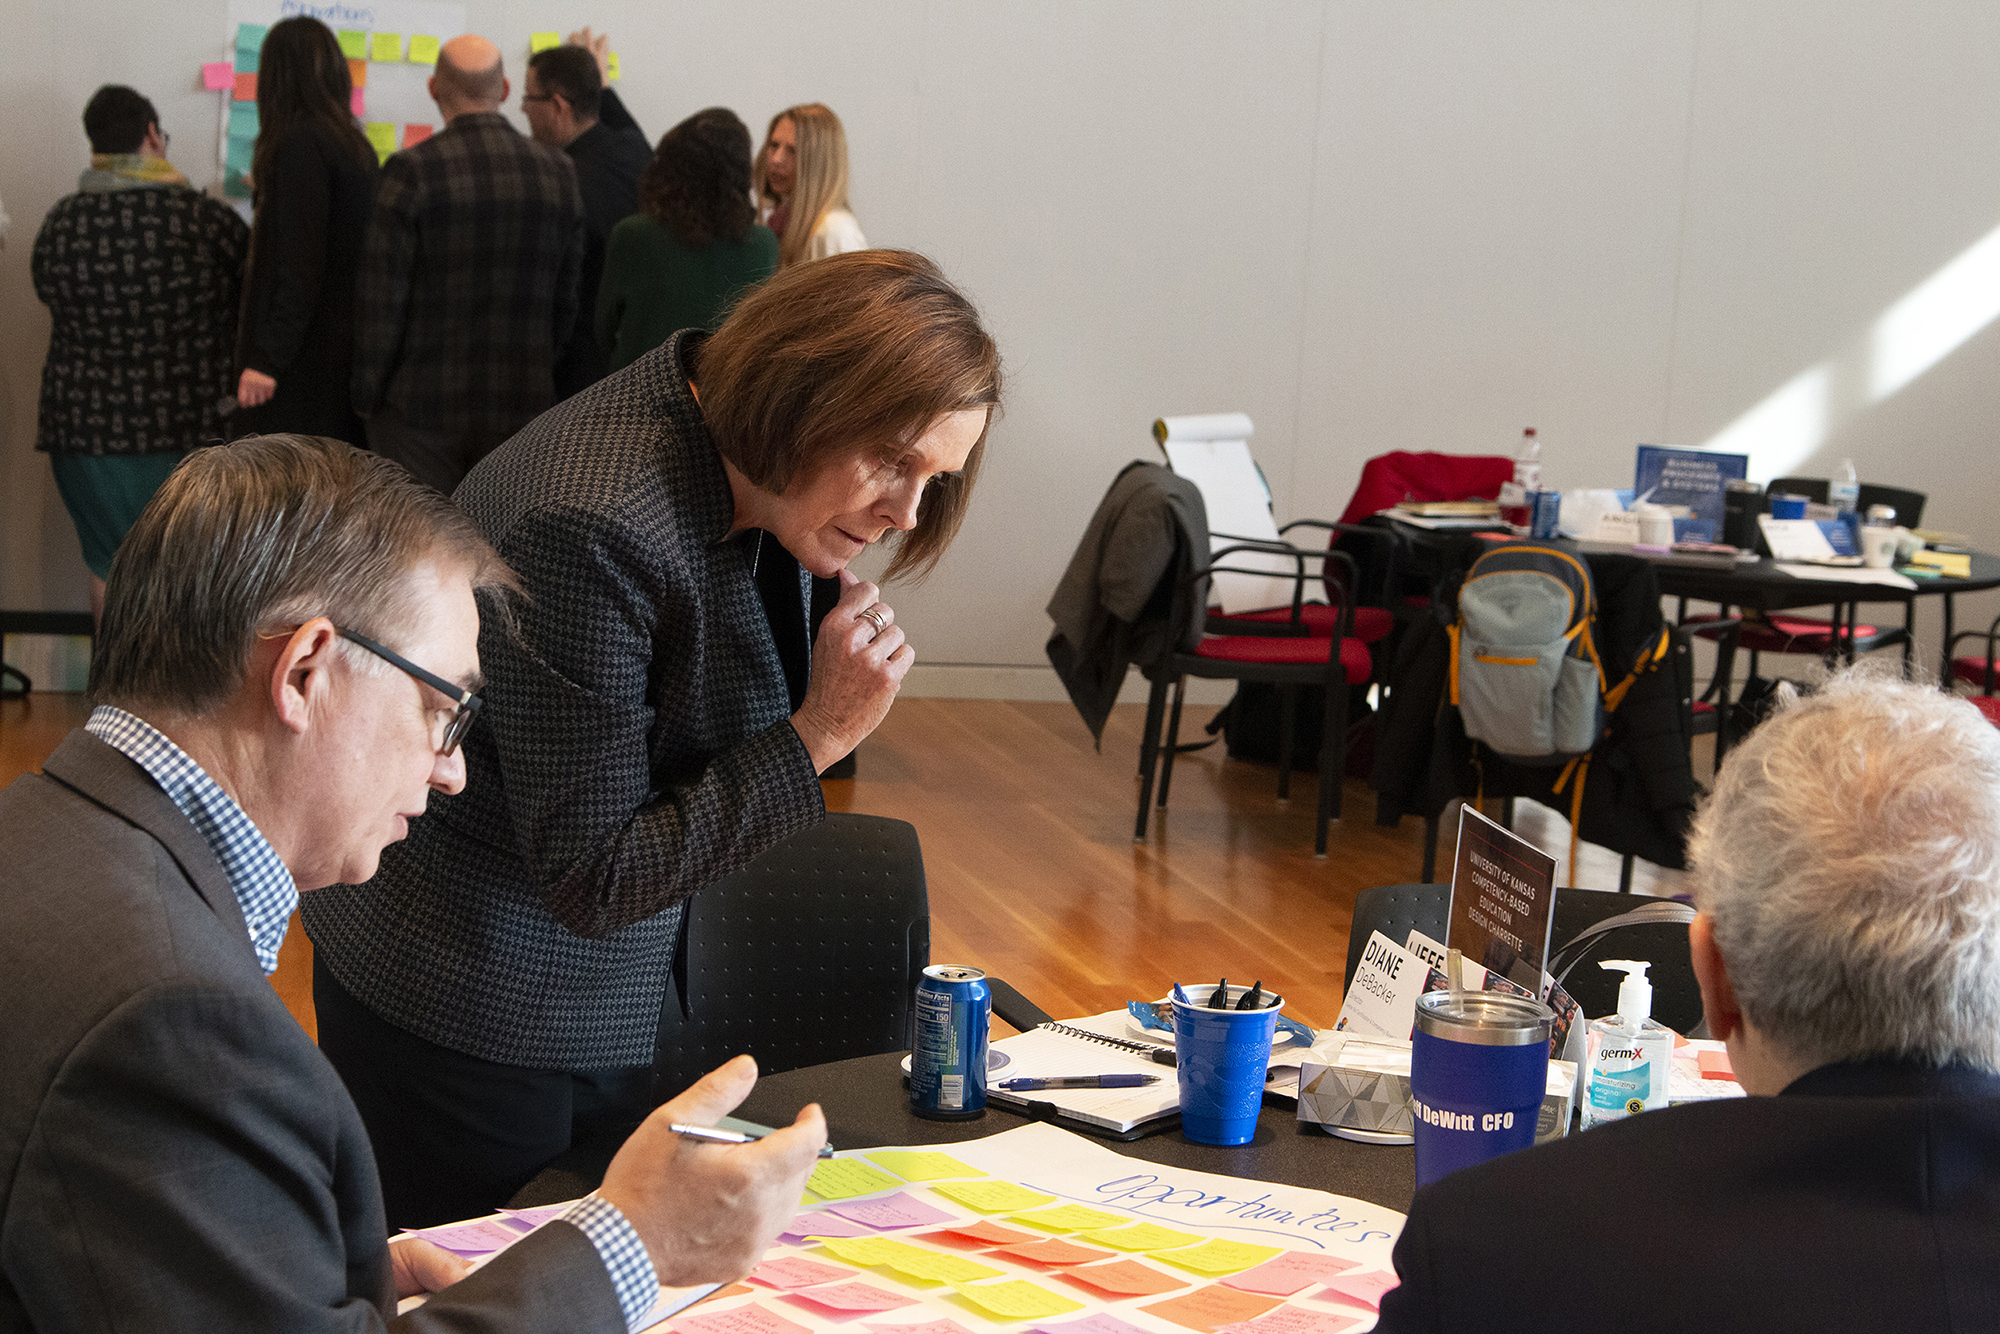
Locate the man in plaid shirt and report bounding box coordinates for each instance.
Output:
[353,34,585,494]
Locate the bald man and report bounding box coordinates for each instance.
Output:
[352,35,586,494]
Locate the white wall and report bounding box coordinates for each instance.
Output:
[6,0,1999,695]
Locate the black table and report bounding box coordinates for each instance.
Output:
[512,1052,1417,1213]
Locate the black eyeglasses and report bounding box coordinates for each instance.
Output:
[338,626,482,755]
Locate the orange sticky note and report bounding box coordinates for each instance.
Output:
[233,72,257,101]
[403,123,432,148]
[1061,1259,1191,1299]
[1696,1049,1736,1081]
[1142,1286,1284,1333]
[992,1238,1117,1268]
[347,58,367,87]
[919,1221,1041,1249]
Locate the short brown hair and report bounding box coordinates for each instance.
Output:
[697,250,1001,581]
[91,435,517,716]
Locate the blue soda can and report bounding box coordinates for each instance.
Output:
[1529,490,1562,539]
[911,965,990,1120]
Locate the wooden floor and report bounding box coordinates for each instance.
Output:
[3,690,1687,1045]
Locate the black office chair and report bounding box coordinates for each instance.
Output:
[1855,483,1926,528]
[1342,883,1448,993]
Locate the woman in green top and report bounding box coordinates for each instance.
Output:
[596,108,779,372]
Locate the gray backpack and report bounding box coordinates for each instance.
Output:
[1449,542,1606,764]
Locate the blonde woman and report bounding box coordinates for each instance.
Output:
[753,102,866,266]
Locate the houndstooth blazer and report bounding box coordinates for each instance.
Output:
[302,330,825,1069]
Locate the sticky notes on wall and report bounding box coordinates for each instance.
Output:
[363,122,398,163]
[350,88,366,116]
[371,32,402,62]
[348,59,367,87]
[529,31,559,52]
[226,136,255,173]
[337,29,367,59]
[228,103,259,139]
[403,123,433,148]
[606,51,620,80]
[233,72,257,102]
[202,62,234,91]
[235,23,267,71]
[409,34,440,65]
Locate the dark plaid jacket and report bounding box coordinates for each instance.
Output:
[303,331,826,1070]
[351,113,584,455]
[31,181,248,456]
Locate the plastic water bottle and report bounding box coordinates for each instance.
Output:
[1500,428,1540,531]
[1830,458,1860,513]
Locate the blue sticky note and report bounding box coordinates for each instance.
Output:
[235,22,267,54]
[228,103,259,139]
[236,44,259,74]
[226,136,255,174]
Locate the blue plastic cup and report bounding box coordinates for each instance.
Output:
[1171,984,1283,1145]
[1770,493,1809,520]
[1409,991,1553,1188]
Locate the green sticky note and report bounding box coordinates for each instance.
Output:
[234,22,267,54]
[1077,1222,1206,1252]
[225,136,255,174]
[337,29,367,59]
[606,50,620,80]
[865,1151,984,1182]
[931,1180,1056,1214]
[409,33,440,65]
[1153,1238,1285,1275]
[950,1279,1084,1320]
[529,30,559,52]
[1007,1204,1129,1233]
[235,44,260,74]
[370,32,402,62]
[806,1158,902,1201]
[227,103,259,139]
[222,167,252,200]
[363,122,397,163]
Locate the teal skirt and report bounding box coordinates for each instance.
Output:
[48,451,188,579]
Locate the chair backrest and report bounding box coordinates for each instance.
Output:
[655,814,931,1092]
[1765,476,1830,507]
[1548,889,1702,1032]
[1856,483,1926,528]
[1342,883,1449,992]
[1337,452,1515,525]
[1154,413,1302,615]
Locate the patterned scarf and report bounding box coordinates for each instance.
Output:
[80,154,189,192]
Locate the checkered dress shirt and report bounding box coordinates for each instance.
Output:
[85,706,295,973]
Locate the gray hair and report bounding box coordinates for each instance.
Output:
[1687,669,2000,1073]
[91,435,517,717]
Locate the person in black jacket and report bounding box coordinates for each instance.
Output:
[232,16,378,444]
[524,32,650,397]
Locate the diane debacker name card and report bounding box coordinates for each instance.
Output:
[1332,932,1431,1039]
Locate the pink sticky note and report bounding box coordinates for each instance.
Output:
[674,1304,816,1334]
[1313,1272,1400,1312]
[349,87,365,116]
[826,1192,959,1230]
[781,1281,919,1317]
[1032,1317,1153,1334]
[203,61,234,91]
[502,1202,575,1228]
[749,1256,858,1290]
[780,1210,877,1242]
[1220,1254,1362,1297]
[864,1322,979,1334]
[1217,1310,1359,1334]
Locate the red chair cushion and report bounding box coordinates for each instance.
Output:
[1684,612,1879,653]
[1210,603,1393,643]
[1194,633,1372,685]
[1337,452,1516,525]
[1952,657,2000,690]
[1966,694,2000,728]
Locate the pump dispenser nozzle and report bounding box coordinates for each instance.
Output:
[1599,959,1653,1023]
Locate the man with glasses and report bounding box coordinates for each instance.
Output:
[0,434,823,1331]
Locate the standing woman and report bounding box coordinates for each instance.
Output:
[231,15,377,443]
[753,103,866,267]
[596,107,779,372]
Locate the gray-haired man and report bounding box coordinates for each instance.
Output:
[0,435,822,1331]
[1377,671,2000,1332]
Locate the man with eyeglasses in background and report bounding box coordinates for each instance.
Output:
[0,434,823,1332]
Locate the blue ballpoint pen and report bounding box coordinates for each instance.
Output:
[995,1074,1161,1090]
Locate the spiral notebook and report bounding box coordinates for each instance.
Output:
[987,1013,1183,1139]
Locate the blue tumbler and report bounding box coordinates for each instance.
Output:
[1410,991,1553,1188]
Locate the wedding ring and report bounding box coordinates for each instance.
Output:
[858,606,888,632]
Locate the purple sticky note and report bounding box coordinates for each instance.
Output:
[202,61,234,91]
[1032,1316,1153,1334]
[863,1322,979,1334]
[1220,1253,1362,1297]
[1216,1310,1359,1334]
[826,1192,959,1230]
[502,1203,576,1228]
[410,1217,526,1255]
[780,1210,878,1243]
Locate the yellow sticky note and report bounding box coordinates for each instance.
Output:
[811,1236,907,1268]
[931,1181,1055,1214]
[1153,1238,1285,1275]
[1077,1222,1206,1252]
[879,1249,1005,1285]
[529,30,559,52]
[950,1279,1084,1321]
[866,1151,984,1182]
[606,50,620,80]
[363,122,397,163]
[807,1158,902,1201]
[408,34,440,65]
[1008,1204,1129,1233]
[371,32,402,62]
[337,29,366,59]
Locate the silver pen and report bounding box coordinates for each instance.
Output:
[670,1120,837,1158]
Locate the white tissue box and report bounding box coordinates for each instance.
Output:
[1295,1035,1577,1142]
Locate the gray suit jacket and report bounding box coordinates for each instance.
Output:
[0,731,624,1332]
[305,330,826,1070]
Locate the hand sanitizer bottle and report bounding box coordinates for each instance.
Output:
[1580,960,1673,1128]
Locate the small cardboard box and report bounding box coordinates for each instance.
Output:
[1295,1035,1577,1143]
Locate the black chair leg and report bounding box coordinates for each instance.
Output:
[1315,671,1348,858]
[1134,675,1170,842]
[1500,797,1516,831]
[1157,678,1187,809]
[1275,685,1297,802]
[1619,854,1635,894]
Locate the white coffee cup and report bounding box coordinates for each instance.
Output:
[1862,526,1898,569]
